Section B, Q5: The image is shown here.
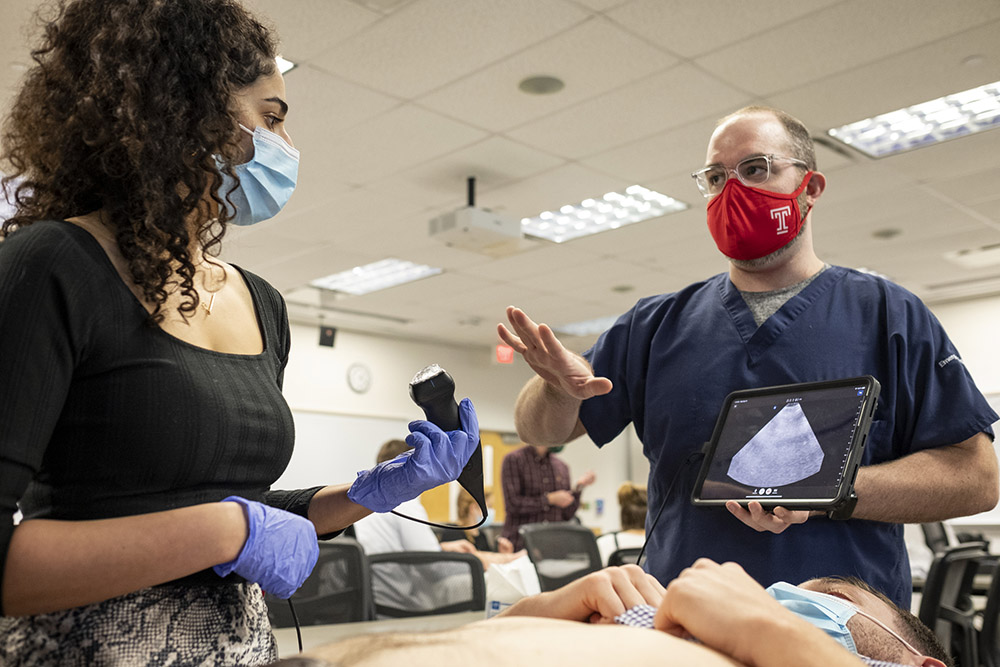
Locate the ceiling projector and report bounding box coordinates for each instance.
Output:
[428,177,537,257]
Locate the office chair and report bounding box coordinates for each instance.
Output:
[367,551,486,618]
[519,522,603,592]
[607,547,645,567]
[480,525,503,551]
[921,522,952,554]
[265,537,373,627]
[979,557,1000,667]
[918,542,989,667]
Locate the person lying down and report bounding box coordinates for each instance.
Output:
[270,559,949,667]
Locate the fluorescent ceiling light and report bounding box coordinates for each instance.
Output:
[276,55,296,74]
[310,258,442,296]
[553,314,620,337]
[828,80,1000,158]
[521,185,688,243]
[943,243,1000,270]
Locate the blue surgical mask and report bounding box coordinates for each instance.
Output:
[218,124,299,226]
[484,508,496,526]
[765,582,922,659]
[767,582,859,653]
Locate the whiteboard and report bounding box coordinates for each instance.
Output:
[272,411,412,491]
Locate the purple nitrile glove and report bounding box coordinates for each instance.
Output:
[212,496,319,599]
[347,397,479,513]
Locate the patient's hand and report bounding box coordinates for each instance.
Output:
[499,565,664,624]
[725,501,810,533]
[654,559,865,667]
[654,559,783,647]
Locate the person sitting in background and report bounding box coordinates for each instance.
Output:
[353,441,523,567]
[439,488,514,553]
[596,482,647,565]
[271,560,949,667]
[354,440,524,617]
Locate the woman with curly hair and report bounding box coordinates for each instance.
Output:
[0,1,479,663]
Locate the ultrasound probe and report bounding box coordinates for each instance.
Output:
[396,364,487,530]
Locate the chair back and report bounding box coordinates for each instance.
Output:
[918,542,989,667]
[519,522,602,592]
[922,522,952,553]
[979,556,1000,667]
[480,525,503,551]
[367,551,486,618]
[607,547,645,567]
[265,537,373,627]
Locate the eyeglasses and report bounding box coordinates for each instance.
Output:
[691,154,809,198]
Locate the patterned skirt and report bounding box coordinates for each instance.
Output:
[0,582,277,666]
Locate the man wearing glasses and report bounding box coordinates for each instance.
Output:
[498,106,998,608]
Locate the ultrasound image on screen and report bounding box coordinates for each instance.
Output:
[697,382,870,503]
[727,402,824,486]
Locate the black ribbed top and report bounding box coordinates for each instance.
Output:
[0,220,316,605]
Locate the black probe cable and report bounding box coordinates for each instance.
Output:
[636,450,706,565]
[288,363,489,653]
[286,598,303,652]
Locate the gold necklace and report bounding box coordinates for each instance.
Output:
[197,260,225,316]
[201,291,216,315]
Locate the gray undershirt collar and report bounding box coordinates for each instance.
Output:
[739,264,830,327]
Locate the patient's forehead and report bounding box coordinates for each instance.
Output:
[796,578,900,628]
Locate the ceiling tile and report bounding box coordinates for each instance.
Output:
[379,136,566,207]
[507,64,750,159]
[569,0,632,12]
[926,167,1000,209]
[607,0,841,59]
[876,126,1000,183]
[564,206,703,257]
[467,242,600,282]
[310,0,589,98]
[418,16,676,132]
[243,0,380,61]
[479,162,628,221]
[581,117,721,184]
[285,66,401,144]
[696,0,1000,97]
[817,185,984,239]
[768,20,1000,130]
[310,104,488,186]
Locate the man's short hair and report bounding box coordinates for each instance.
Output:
[835,576,952,666]
[377,439,411,464]
[719,105,817,171]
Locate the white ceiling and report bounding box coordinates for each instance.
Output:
[3,0,999,352]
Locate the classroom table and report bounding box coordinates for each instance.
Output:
[273,609,486,657]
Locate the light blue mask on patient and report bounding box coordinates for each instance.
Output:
[766,582,860,653]
[765,581,923,659]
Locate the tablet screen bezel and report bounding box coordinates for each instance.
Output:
[691,376,880,511]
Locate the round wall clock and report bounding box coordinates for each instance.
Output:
[347,362,372,394]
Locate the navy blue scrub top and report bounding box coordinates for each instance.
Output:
[580,266,997,607]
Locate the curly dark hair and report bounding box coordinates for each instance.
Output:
[1,0,277,322]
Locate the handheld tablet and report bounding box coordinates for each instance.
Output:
[691,376,880,514]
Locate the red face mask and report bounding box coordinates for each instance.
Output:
[706,171,813,261]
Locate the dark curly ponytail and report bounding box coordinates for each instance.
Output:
[1,0,277,322]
